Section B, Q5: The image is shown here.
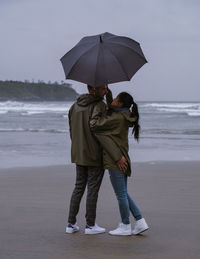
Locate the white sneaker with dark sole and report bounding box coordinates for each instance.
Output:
[66,223,79,233]
[109,223,132,236]
[132,218,149,235]
[85,223,106,234]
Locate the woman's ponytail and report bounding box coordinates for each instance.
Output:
[131,101,140,141]
[118,92,140,141]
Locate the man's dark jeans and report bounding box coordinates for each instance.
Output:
[68,165,104,226]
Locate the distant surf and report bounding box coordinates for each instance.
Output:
[143,102,200,117]
[0,101,73,115]
[1,101,200,117]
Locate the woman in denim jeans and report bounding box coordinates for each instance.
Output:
[90,90,149,236]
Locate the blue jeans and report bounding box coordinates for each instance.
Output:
[109,169,142,224]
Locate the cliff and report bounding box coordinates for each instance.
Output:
[0,80,79,101]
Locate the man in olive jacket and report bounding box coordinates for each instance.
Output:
[66,84,127,235]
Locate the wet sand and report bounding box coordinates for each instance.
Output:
[0,161,200,259]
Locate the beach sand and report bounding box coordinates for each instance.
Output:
[0,161,200,259]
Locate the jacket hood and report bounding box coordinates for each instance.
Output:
[77,94,102,107]
[121,110,137,127]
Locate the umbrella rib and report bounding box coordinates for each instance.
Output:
[107,35,140,45]
[94,44,103,86]
[94,43,104,85]
[66,43,98,78]
[106,47,131,81]
[106,41,147,61]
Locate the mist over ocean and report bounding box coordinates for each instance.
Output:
[0,100,200,168]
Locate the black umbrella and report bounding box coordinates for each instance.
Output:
[60,32,147,87]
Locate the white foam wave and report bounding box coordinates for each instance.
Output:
[0,101,73,114]
[143,102,200,108]
[0,128,68,133]
[187,111,200,117]
[142,102,200,116]
[0,110,8,114]
[21,111,46,116]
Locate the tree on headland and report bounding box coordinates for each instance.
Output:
[0,80,79,101]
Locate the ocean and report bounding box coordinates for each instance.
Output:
[0,101,200,168]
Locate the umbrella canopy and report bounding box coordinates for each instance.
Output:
[60,32,147,87]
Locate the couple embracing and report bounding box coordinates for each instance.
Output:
[66,84,149,236]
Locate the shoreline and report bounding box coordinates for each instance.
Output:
[1,159,200,171]
[0,161,200,259]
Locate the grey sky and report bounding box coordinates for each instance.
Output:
[0,0,200,101]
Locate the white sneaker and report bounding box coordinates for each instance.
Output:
[66,223,79,233]
[85,223,106,234]
[132,218,149,235]
[109,223,132,236]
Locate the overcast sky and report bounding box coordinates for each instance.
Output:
[0,0,200,101]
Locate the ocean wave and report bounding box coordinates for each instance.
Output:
[21,111,47,115]
[141,129,200,136]
[183,130,200,135]
[141,102,200,116]
[142,102,199,108]
[0,101,73,114]
[0,110,8,114]
[140,136,200,141]
[127,128,200,138]
[157,108,200,117]
[187,111,200,117]
[0,128,68,133]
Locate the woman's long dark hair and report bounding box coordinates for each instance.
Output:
[118,92,140,141]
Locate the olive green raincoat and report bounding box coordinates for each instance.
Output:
[90,104,137,176]
[68,94,122,166]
